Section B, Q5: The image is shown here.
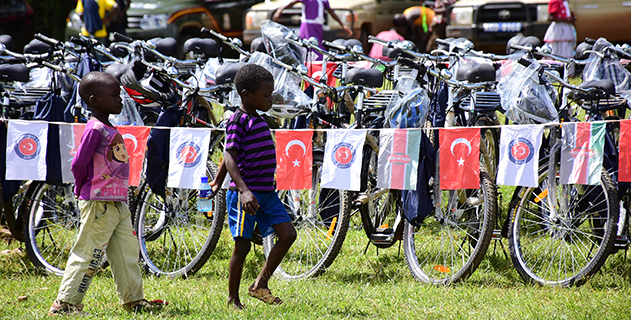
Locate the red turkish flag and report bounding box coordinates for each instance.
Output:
[306,61,339,88]
[275,130,313,190]
[439,127,480,190]
[619,120,631,182]
[116,126,150,187]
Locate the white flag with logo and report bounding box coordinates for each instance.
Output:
[168,127,211,189]
[6,120,48,181]
[497,125,543,187]
[59,123,86,183]
[321,130,366,191]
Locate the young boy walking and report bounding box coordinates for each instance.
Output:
[210,64,297,309]
[48,71,166,315]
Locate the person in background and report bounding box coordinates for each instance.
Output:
[425,0,457,53]
[369,13,408,61]
[403,2,435,53]
[272,0,353,57]
[107,0,130,36]
[544,0,576,58]
[76,0,119,45]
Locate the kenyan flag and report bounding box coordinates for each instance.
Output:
[377,129,421,190]
[559,122,605,185]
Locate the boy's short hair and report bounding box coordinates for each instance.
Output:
[79,71,117,104]
[234,64,274,95]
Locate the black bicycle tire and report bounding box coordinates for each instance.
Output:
[135,159,226,278]
[508,158,618,287]
[403,145,497,284]
[263,152,352,280]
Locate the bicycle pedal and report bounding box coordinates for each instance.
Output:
[375,227,393,234]
[370,233,393,246]
[491,229,502,240]
[614,235,629,249]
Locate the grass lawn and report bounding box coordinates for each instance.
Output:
[1,213,631,319]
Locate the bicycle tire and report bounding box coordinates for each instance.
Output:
[403,144,497,284]
[263,152,351,280]
[476,117,499,182]
[358,143,402,249]
[508,158,618,286]
[22,182,81,276]
[134,159,226,278]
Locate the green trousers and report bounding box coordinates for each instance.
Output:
[55,200,144,305]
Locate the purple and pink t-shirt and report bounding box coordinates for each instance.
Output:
[225,109,276,192]
[72,119,129,201]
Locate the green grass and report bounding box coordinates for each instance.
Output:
[2,215,631,319]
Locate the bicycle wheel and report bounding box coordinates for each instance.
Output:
[403,146,497,284]
[23,182,80,276]
[476,118,499,181]
[263,152,351,279]
[358,144,402,248]
[134,159,226,278]
[508,158,618,286]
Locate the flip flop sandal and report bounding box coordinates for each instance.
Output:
[247,288,283,305]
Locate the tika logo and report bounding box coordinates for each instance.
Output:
[176,142,201,168]
[332,142,355,169]
[388,153,411,165]
[15,133,40,160]
[508,138,534,165]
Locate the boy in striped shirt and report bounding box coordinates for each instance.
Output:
[210,64,296,309]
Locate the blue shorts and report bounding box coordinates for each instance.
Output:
[227,190,291,240]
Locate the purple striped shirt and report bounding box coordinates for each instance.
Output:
[225,109,276,192]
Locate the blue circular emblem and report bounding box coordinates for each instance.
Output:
[15,133,40,160]
[176,142,201,168]
[332,142,355,169]
[508,138,534,165]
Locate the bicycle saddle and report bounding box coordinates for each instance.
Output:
[23,39,51,54]
[572,79,616,102]
[330,38,363,53]
[456,60,495,82]
[216,61,246,85]
[574,42,593,60]
[250,37,266,53]
[0,63,29,82]
[109,42,130,58]
[184,38,218,57]
[0,34,15,52]
[382,40,415,60]
[144,37,177,61]
[104,63,131,81]
[347,67,384,88]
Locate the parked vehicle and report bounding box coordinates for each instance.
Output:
[447,0,631,53]
[65,0,263,57]
[243,0,418,49]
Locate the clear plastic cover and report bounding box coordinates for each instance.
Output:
[496,53,558,124]
[583,38,631,94]
[260,20,306,67]
[385,87,430,128]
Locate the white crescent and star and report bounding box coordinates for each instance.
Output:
[286,139,307,167]
[450,138,472,167]
[24,142,34,151]
[122,133,138,152]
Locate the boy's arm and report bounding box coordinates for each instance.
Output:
[223,149,260,215]
[71,128,101,197]
[326,7,353,37]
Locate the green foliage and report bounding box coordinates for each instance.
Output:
[1,225,631,319]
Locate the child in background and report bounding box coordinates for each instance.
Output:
[210,64,297,309]
[273,0,353,58]
[369,13,408,61]
[544,0,576,58]
[48,71,166,316]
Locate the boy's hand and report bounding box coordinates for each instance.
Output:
[240,190,259,215]
[209,180,220,198]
